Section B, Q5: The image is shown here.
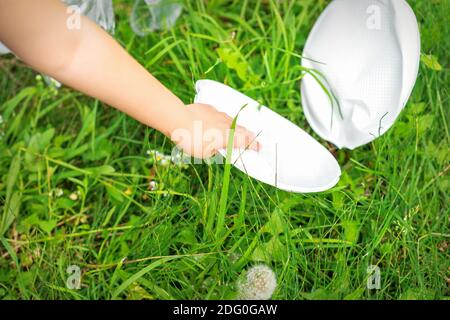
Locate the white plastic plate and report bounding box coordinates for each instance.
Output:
[301,0,421,149]
[194,80,341,193]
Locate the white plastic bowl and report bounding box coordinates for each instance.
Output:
[194,80,341,193]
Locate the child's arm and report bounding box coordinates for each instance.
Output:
[0,0,258,158]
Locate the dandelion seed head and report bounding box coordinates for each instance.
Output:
[238,264,277,300]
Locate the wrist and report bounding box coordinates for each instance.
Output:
[160,104,190,139]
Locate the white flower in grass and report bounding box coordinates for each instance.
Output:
[56,188,64,197]
[159,158,170,167]
[69,190,81,201]
[147,149,166,162]
[238,264,277,300]
[0,115,4,141]
[149,180,158,191]
[146,148,189,169]
[171,147,190,169]
[50,188,64,198]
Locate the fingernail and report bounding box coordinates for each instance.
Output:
[253,141,261,152]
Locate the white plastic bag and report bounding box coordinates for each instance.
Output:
[130,0,183,36]
[0,42,9,55]
[64,0,115,34]
[301,0,420,149]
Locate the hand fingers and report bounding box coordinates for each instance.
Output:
[219,115,260,151]
[230,127,260,151]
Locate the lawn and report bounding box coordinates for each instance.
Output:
[0,0,448,300]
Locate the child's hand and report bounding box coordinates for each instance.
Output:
[170,103,260,159]
[0,1,258,160]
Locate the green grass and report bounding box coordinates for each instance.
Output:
[0,0,449,300]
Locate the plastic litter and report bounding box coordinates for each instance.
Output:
[130,0,183,36]
[0,42,9,55]
[194,80,341,193]
[301,0,420,149]
[64,0,115,34]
